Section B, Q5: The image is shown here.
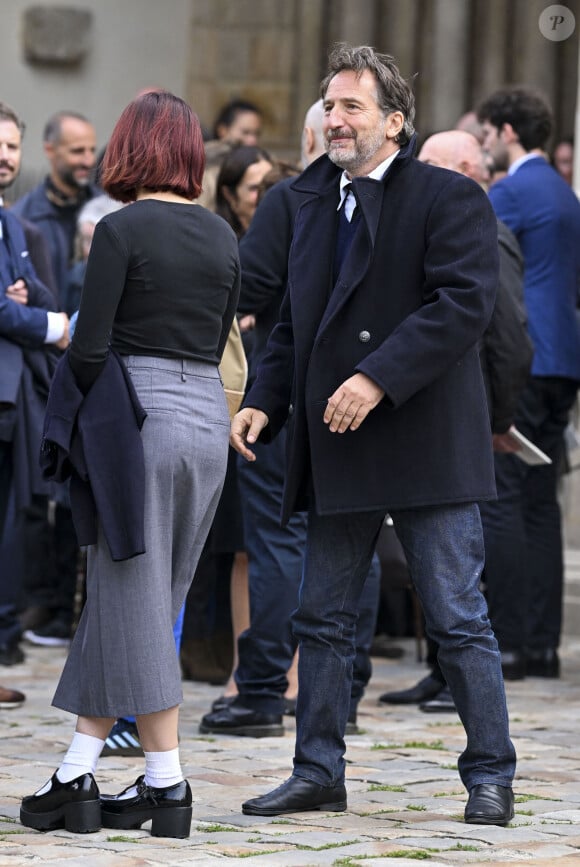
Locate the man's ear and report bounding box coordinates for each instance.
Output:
[303,127,315,157]
[43,141,55,161]
[457,159,471,176]
[500,122,518,144]
[386,111,404,141]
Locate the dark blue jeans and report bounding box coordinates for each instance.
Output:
[292,503,515,792]
[235,430,380,715]
[480,376,578,652]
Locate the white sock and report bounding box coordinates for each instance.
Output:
[144,748,183,789]
[56,732,105,783]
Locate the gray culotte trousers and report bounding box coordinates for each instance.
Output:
[52,356,230,718]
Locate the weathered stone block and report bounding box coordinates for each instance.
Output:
[22,6,92,65]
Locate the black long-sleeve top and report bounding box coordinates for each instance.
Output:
[69,198,240,391]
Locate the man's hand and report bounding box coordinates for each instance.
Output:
[492,427,522,454]
[230,407,269,461]
[324,372,385,433]
[54,313,70,350]
[6,279,28,306]
[238,314,256,333]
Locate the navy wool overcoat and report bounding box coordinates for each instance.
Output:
[245,137,499,523]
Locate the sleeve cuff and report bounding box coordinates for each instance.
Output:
[44,311,64,344]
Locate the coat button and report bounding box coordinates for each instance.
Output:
[358,330,371,342]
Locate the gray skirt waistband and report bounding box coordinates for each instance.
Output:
[121,354,220,378]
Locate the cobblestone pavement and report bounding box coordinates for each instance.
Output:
[1,637,580,866]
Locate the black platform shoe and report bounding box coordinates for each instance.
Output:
[100,775,192,838]
[20,772,101,833]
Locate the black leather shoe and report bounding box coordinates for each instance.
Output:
[500,650,527,680]
[379,673,444,705]
[242,775,347,816]
[526,648,560,678]
[199,702,284,737]
[464,784,514,826]
[210,694,236,712]
[0,642,25,667]
[101,775,192,838]
[419,685,457,713]
[20,772,101,833]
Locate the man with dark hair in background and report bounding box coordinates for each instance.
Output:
[477,87,580,680]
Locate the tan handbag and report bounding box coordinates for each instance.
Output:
[219,317,248,420]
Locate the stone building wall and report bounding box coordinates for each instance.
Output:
[186,0,580,158]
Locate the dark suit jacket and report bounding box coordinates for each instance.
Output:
[0,209,57,507]
[245,138,499,522]
[41,350,147,561]
[481,220,533,433]
[239,177,306,382]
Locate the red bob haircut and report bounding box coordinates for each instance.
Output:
[101,89,205,203]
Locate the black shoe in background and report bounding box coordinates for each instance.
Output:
[379,673,444,705]
[500,650,527,681]
[526,648,560,678]
[199,702,284,737]
[419,685,456,713]
[0,642,25,666]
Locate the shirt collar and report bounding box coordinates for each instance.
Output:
[337,149,400,209]
[508,152,546,176]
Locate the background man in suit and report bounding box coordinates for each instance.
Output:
[11,111,98,647]
[477,87,580,680]
[380,128,534,712]
[0,100,69,704]
[231,44,515,825]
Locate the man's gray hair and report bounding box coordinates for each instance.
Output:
[320,44,415,146]
[77,194,123,227]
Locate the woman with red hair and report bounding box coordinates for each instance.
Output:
[20,90,240,838]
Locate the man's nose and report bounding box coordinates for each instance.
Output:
[326,106,345,127]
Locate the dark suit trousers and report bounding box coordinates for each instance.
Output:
[234,425,380,715]
[0,443,24,648]
[480,376,578,652]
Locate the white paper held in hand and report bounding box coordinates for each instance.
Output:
[506,427,552,466]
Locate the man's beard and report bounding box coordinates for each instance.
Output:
[59,166,90,190]
[325,123,388,174]
[0,162,17,192]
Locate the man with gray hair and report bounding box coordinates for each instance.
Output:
[231,44,516,824]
